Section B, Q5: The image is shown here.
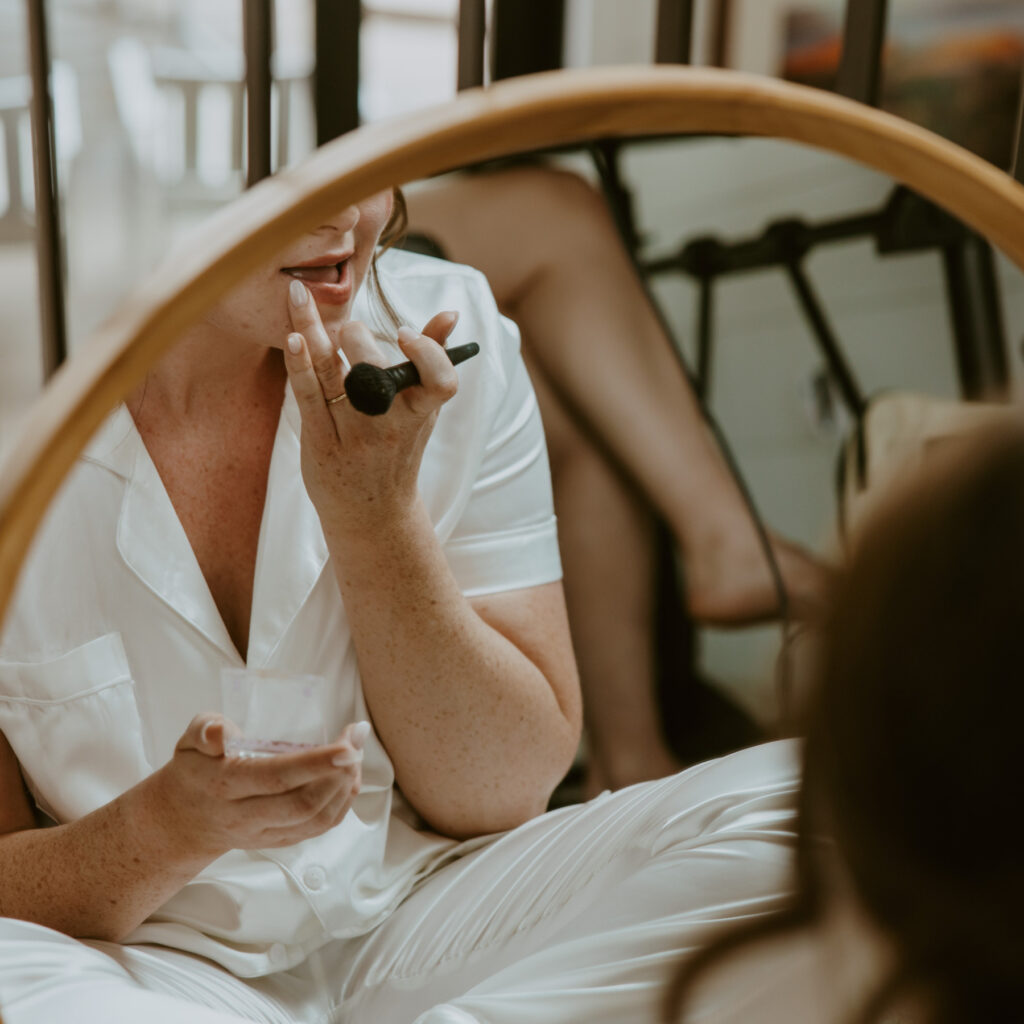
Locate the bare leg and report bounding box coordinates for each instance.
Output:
[405,166,826,624]
[525,355,682,794]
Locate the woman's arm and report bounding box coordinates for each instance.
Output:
[0,723,219,941]
[330,508,580,839]
[0,719,365,940]
[285,292,582,840]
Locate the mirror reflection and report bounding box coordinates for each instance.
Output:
[3,2,1024,1023]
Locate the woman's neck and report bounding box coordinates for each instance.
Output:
[127,324,286,424]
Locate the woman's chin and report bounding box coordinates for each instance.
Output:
[316,311,352,341]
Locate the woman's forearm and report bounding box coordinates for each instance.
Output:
[323,499,581,839]
[0,772,217,942]
[0,718,367,939]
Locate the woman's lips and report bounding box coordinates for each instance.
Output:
[281,259,352,305]
[285,264,340,284]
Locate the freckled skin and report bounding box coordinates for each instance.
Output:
[137,193,395,659]
[280,296,582,840]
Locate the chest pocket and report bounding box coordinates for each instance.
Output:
[0,632,151,822]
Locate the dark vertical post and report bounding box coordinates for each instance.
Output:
[836,0,889,107]
[492,0,565,81]
[709,0,733,67]
[1012,68,1024,183]
[655,0,695,65]
[457,0,486,90]
[243,0,273,186]
[315,0,360,145]
[695,276,714,400]
[25,0,67,377]
[942,236,1010,399]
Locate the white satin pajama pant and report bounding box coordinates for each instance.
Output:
[0,740,799,1024]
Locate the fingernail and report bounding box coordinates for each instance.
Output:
[350,720,372,750]
[287,332,303,355]
[396,325,418,345]
[200,720,214,745]
[446,310,460,325]
[289,279,308,306]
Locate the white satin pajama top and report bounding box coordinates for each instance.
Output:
[0,250,562,978]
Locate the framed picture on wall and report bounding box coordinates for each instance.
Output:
[723,0,1024,169]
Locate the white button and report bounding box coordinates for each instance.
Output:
[303,865,327,891]
[269,943,287,965]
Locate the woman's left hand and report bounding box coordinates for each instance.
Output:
[283,281,459,533]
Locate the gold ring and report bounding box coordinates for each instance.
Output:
[326,392,348,406]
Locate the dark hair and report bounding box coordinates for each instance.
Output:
[366,186,409,333]
[667,424,1024,1023]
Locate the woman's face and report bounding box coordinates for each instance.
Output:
[204,190,395,348]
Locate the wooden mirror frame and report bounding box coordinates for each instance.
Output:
[3,65,1024,625]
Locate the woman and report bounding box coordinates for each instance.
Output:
[667,425,1024,1022]
[0,189,799,1023]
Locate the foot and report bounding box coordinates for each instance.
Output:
[683,526,830,627]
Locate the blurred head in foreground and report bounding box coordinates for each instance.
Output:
[669,424,1024,1023]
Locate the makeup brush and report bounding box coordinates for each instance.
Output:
[344,342,480,416]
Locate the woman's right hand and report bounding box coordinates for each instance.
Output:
[148,713,367,857]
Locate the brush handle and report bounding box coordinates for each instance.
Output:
[380,342,480,392]
[344,342,480,415]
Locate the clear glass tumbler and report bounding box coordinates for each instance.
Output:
[220,668,329,757]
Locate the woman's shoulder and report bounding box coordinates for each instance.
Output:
[373,245,489,287]
[368,248,503,324]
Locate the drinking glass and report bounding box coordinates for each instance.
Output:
[220,668,328,757]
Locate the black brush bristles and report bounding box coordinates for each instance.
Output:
[345,362,398,415]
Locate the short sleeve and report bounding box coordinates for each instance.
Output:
[442,315,562,598]
[362,248,563,599]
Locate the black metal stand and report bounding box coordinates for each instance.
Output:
[643,186,1011,406]
[837,0,889,107]
[785,259,867,418]
[1013,67,1024,185]
[942,235,1010,399]
[695,275,714,401]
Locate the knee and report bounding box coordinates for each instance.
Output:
[489,165,612,241]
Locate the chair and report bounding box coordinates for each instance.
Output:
[0,61,80,244]
[3,64,1024,641]
[837,390,1019,541]
[108,37,314,207]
